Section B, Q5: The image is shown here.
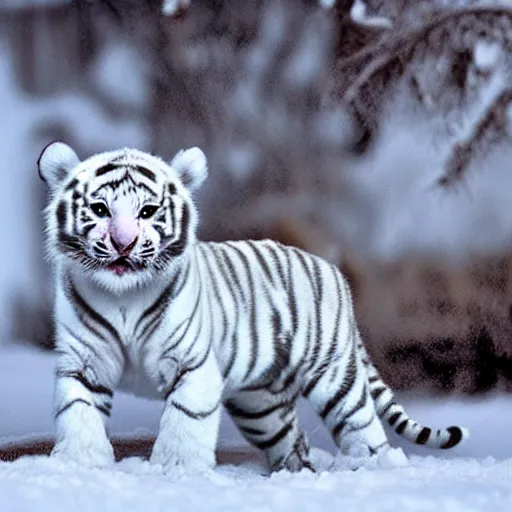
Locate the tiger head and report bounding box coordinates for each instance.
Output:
[38,142,207,291]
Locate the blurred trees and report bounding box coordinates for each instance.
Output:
[6,0,512,393]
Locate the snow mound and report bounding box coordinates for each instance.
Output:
[2,450,512,512]
[2,346,512,510]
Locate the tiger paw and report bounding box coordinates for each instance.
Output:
[51,437,115,468]
[270,431,316,473]
[332,444,408,471]
[375,446,409,469]
[150,439,215,474]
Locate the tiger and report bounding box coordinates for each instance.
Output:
[38,141,468,473]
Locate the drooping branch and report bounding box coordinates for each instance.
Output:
[439,87,512,188]
[329,4,512,164]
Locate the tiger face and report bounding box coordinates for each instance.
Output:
[38,142,207,291]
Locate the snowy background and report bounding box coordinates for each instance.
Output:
[3,0,512,510]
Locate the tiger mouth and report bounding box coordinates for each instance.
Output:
[107,257,136,276]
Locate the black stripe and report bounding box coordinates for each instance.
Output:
[56,200,67,231]
[347,411,376,434]
[377,399,396,417]
[388,412,401,426]
[134,276,178,336]
[415,427,431,445]
[441,426,463,449]
[309,256,324,368]
[58,233,84,255]
[166,348,211,399]
[303,268,345,397]
[284,248,299,336]
[71,189,80,235]
[239,425,266,436]
[63,178,79,191]
[329,269,343,350]
[225,243,259,381]
[371,387,386,400]
[265,242,287,288]
[66,277,125,360]
[246,241,275,285]
[225,400,288,420]
[282,367,299,391]
[293,250,322,372]
[95,163,119,176]
[134,273,179,343]
[132,164,156,182]
[139,314,166,348]
[55,398,91,418]
[171,400,219,420]
[168,195,176,237]
[58,371,113,397]
[319,346,357,418]
[302,361,329,398]
[161,287,202,358]
[299,319,314,395]
[82,223,96,237]
[210,245,240,379]
[162,203,190,257]
[219,246,246,303]
[254,422,293,450]
[161,317,191,356]
[66,300,110,346]
[331,386,368,439]
[198,245,229,347]
[60,324,103,360]
[395,419,408,435]
[96,404,112,417]
[368,441,389,456]
[172,258,192,298]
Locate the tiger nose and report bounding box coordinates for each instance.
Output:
[111,235,138,255]
[110,217,139,255]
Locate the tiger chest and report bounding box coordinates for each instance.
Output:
[115,305,175,400]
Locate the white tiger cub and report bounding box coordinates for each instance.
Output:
[38,141,468,473]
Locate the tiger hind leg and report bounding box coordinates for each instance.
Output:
[224,392,315,473]
[304,358,395,468]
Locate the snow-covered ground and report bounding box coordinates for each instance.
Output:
[1,345,512,511]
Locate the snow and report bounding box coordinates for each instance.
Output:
[473,40,501,73]
[161,0,190,17]
[2,345,512,511]
[350,0,392,29]
[3,454,512,512]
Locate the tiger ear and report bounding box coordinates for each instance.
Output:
[38,141,80,189]
[170,147,208,191]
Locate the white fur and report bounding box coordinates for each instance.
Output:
[38,142,80,190]
[41,144,468,474]
[170,147,208,191]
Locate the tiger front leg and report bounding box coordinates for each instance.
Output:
[150,350,222,474]
[52,357,117,468]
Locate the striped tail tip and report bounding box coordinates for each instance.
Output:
[440,426,470,449]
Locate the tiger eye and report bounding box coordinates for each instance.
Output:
[139,205,159,219]
[90,202,110,218]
